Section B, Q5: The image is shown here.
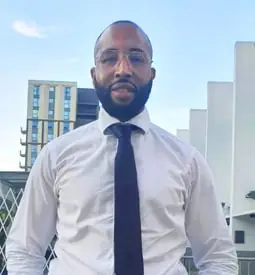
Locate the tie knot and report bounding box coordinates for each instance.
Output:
[109,123,135,139]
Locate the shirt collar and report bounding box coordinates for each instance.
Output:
[98,107,151,135]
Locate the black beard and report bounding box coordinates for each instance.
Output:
[94,79,153,122]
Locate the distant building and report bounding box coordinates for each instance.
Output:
[189,109,207,156]
[206,81,233,207]
[20,81,99,171]
[231,42,255,253]
[176,129,189,143]
[75,88,99,128]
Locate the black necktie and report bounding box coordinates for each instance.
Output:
[109,123,144,275]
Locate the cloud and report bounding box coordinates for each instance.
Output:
[11,20,50,38]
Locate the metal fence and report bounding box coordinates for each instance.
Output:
[0,185,255,274]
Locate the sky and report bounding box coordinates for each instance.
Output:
[1,0,255,170]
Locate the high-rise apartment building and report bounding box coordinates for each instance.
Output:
[20,80,77,170]
[206,81,233,207]
[176,129,189,143]
[189,109,207,156]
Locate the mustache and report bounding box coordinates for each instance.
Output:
[110,78,137,89]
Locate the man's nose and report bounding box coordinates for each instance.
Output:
[114,57,132,78]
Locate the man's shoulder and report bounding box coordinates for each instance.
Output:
[46,120,100,154]
[150,123,196,161]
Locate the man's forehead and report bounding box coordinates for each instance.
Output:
[97,24,150,53]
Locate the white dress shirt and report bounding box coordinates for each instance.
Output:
[6,107,238,275]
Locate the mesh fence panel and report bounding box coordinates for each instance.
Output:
[1,185,253,275]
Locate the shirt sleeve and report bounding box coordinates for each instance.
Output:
[5,144,57,275]
[185,149,239,275]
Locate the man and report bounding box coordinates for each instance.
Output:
[6,20,238,274]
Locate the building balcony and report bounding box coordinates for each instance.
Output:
[19,161,26,170]
[20,138,26,146]
[245,191,255,200]
[20,126,27,134]
[19,150,26,158]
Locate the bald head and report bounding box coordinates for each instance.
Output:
[94,20,153,61]
[90,20,156,122]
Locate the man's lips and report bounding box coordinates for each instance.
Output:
[111,89,135,101]
[110,82,136,101]
[111,82,136,91]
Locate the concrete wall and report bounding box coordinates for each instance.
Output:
[232,216,255,251]
[189,109,207,156]
[231,42,255,217]
[176,129,189,143]
[206,81,233,206]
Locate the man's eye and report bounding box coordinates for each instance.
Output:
[129,56,144,63]
[101,56,117,64]
[128,53,146,64]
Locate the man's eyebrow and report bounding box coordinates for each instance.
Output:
[129,48,145,53]
[100,48,118,53]
[100,48,146,54]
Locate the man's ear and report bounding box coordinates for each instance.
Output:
[90,67,96,86]
[151,67,156,80]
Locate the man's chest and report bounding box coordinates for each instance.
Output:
[54,138,189,227]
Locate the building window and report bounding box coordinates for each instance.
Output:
[48,87,55,119]
[64,87,71,98]
[48,134,54,141]
[48,121,54,141]
[32,120,38,127]
[63,122,69,133]
[64,100,70,108]
[49,91,55,99]
[48,102,55,111]
[64,111,69,121]
[48,121,54,128]
[32,87,40,118]
[48,111,54,120]
[31,146,37,165]
[31,151,37,158]
[49,87,55,99]
[235,230,245,244]
[33,86,40,97]
[31,145,37,153]
[32,133,37,142]
[32,126,37,134]
[33,98,39,107]
[64,88,71,121]
[31,156,36,165]
[32,109,39,118]
[48,126,54,135]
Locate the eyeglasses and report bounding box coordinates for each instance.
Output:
[96,49,152,67]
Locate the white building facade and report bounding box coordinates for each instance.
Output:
[189,109,207,157]
[231,42,255,252]
[206,81,233,208]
